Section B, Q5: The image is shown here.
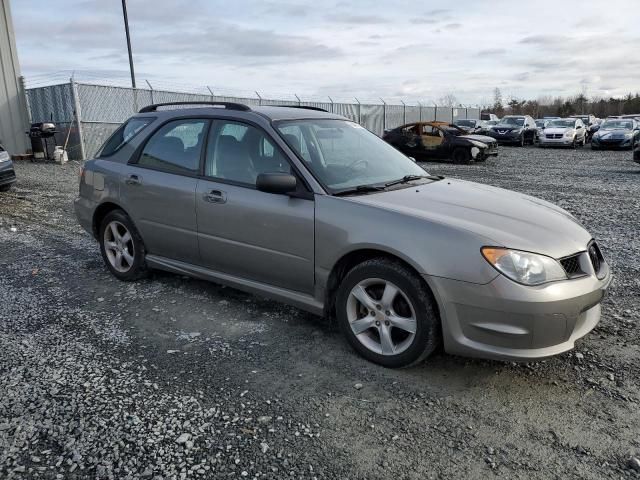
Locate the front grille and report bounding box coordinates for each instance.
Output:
[546,134,563,139]
[560,254,585,278]
[588,241,603,274]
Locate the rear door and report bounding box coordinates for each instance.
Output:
[195,119,315,293]
[121,118,209,264]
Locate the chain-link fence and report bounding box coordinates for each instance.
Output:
[25,80,480,160]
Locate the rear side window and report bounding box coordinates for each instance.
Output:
[138,119,208,174]
[100,117,153,157]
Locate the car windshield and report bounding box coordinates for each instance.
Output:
[601,120,633,130]
[498,117,525,126]
[547,120,576,128]
[454,120,475,127]
[486,120,498,125]
[276,119,427,192]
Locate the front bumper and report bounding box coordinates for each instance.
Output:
[487,132,521,144]
[426,262,611,361]
[538,136,575,147]
[592,137,633,149]
[0,161,16,187]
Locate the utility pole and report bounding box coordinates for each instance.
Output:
[121,0,136,88]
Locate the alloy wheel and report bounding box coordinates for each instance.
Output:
[346,278,417,356]
[103,221,135,273]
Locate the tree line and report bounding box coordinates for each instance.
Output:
[483,88,640,119]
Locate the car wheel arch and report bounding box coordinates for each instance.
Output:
[323,248,439,321]
[92,202,133,239]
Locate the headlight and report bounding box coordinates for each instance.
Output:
[564,130,574,138]
[624,133,633,139]
[481,247,567,285]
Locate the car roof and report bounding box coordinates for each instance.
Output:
[132,103,347,122]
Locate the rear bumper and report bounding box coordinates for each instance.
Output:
[426,264,611,361]
[74,196,95,236]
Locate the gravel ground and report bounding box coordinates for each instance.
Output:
[0,146,639,480]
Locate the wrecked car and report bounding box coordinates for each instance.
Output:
[382,121,498,164]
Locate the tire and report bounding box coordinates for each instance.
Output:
[0,184,11,192]
[591,145,599,150]
[99,209,149,281]
[336,258,441,368]
[452,147,472,164]
[571,138,576,149]
[518,135,525,147]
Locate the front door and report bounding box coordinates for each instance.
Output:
[120,118,209,264]
[195,119,315,294]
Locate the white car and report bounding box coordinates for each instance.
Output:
[538,118,587,148]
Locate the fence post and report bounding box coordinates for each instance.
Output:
[70,78,86,160]
[465,107,468,119]
[400,100,406,125]
[433,103,438,121]
[145,79,154,105]
[380,98,387,132]
[418,101,422,122]
[206,86,215,101]
[295,94,301,106]
[328,96,334,114]
[255,91,262,106]
[355,98,361,124]
[20,75,32,124]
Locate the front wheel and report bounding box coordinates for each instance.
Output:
[336,258,441,368]
[451,147,472,164]
[518,135,525,147]
[0,184,11,192]
[99,210,149,281]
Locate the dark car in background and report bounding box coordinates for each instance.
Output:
[452,118,485,134]
[0,143,16,192]
[383,121,498,164]
[591,118,640,150]
[486,115,537,146]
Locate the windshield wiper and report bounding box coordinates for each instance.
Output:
[385,174,443,187]
[333,184,387,196]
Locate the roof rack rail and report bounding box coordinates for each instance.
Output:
[270,105,329,113]
[139,101,251,113]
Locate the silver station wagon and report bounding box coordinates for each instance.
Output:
[75,102,611,367]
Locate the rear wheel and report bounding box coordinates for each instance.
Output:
[0,184,11,192]
[99,210,149,281]
[452,147,472,164]
[336,258,441,368]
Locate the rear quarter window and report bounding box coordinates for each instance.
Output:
[99,117,154,157]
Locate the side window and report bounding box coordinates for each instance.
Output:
[138,119,208,174]
[205,121,291,186]
[100,117,153,157]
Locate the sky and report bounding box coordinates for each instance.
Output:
[10,0,640,105]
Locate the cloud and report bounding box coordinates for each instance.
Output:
[478,48,506,56]
[443,23,462,30]
[410,17,438,25]
[324,14,390,24]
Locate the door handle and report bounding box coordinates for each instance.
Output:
[126,174,142,185]
[203,190,226,204]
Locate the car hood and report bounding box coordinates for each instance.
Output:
[460,134,496,143]
[544,127,573,134]
[347,178,591,258]
[597,128,631,135]
[493,125,521,130]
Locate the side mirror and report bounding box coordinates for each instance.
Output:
[256,173,297,195]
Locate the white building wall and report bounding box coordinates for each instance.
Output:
[0,0,29,153]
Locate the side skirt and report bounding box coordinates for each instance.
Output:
[145,254,324,316]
